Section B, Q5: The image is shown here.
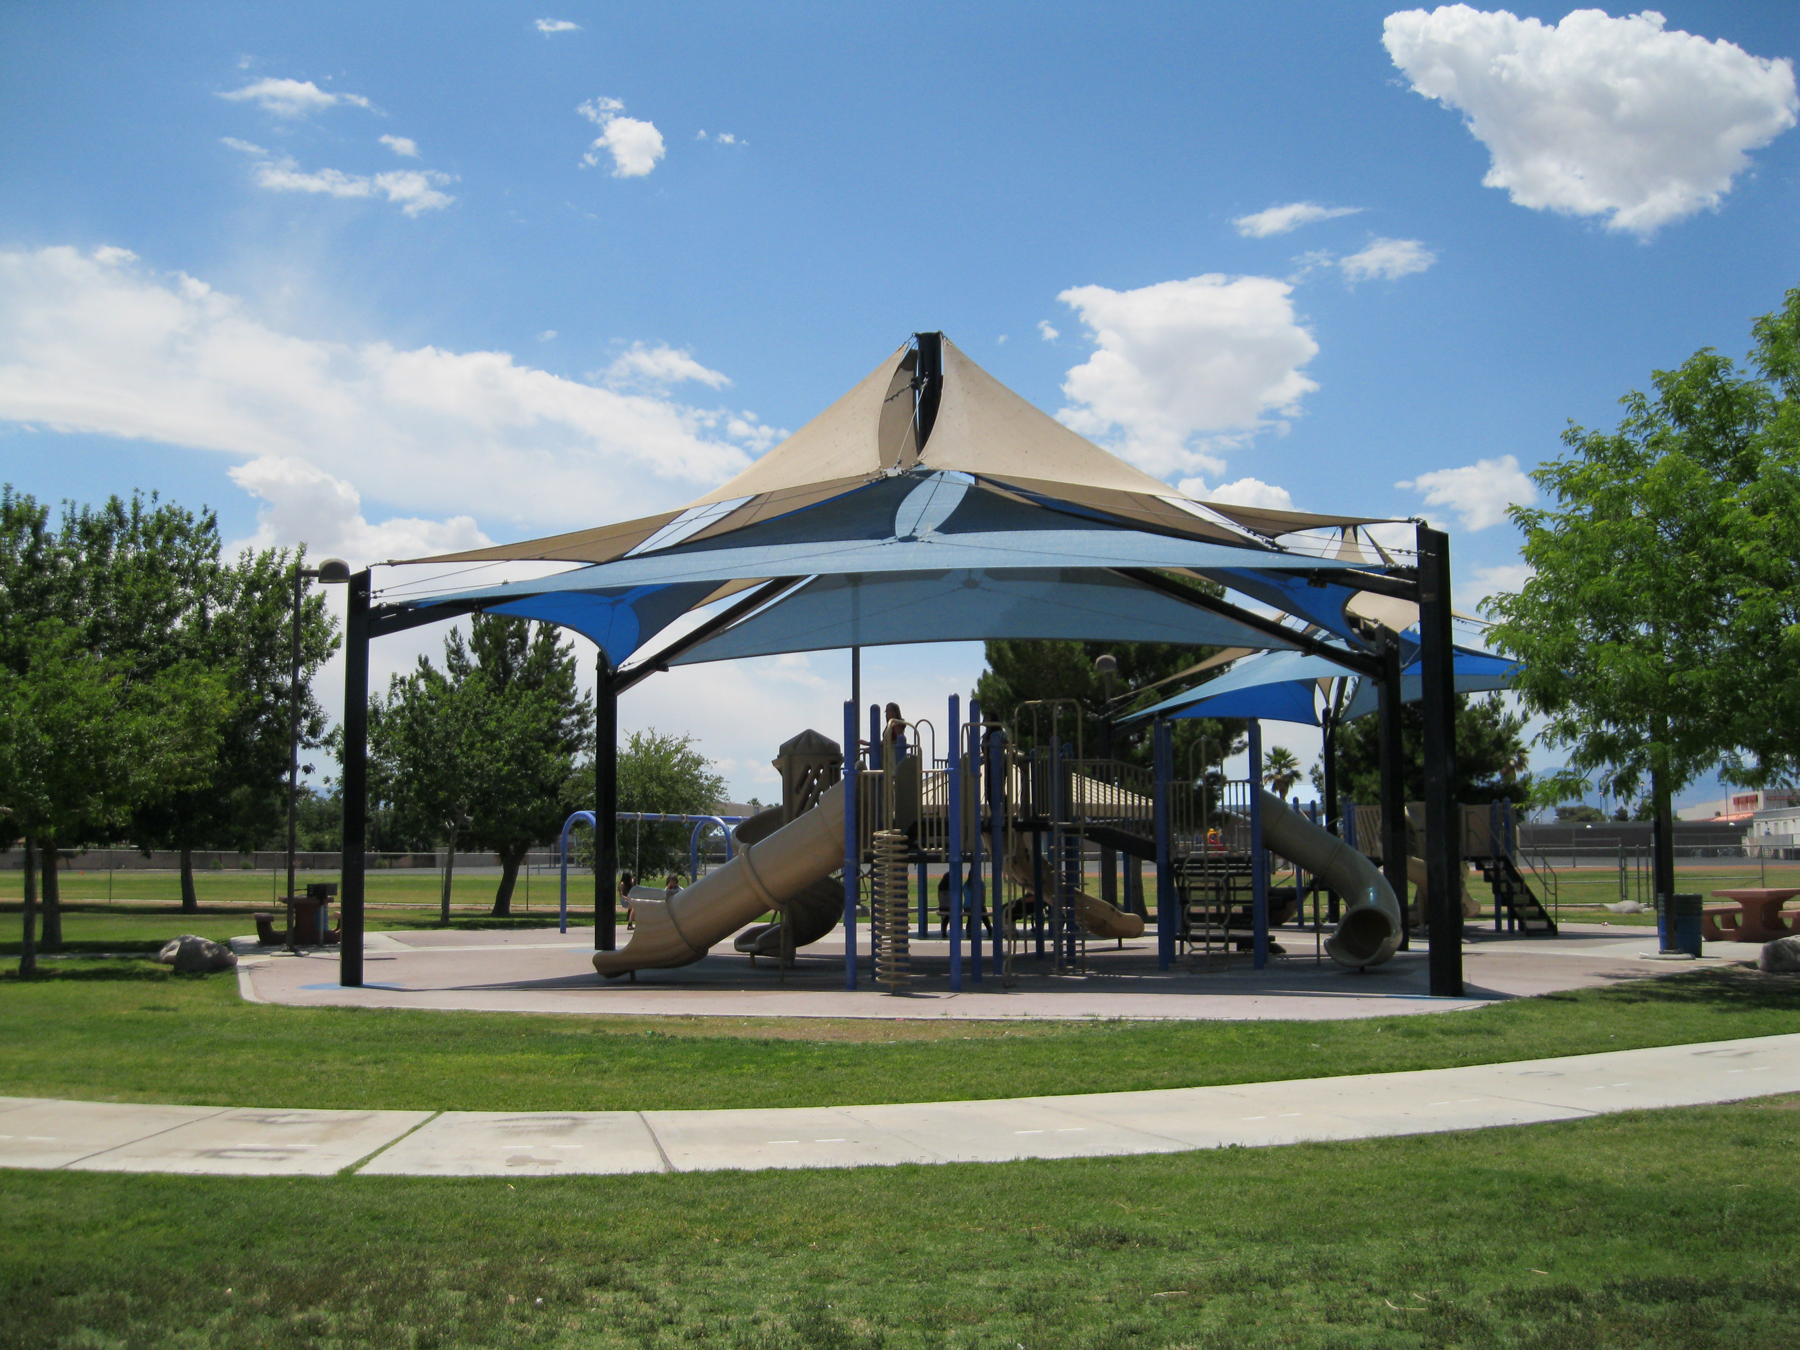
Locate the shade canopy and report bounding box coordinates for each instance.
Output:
[1121,647,1362,726]
[383,334,1410,669]
[1338,646,1523,721]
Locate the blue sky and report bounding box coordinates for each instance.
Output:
[3,2,1797,803]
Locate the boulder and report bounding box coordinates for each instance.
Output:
[1604,900,1646,914]
[1758,935,1800,974]
[156,934,238,974]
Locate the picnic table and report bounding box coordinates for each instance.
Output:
[1702,888,1800,943]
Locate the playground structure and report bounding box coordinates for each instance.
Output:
[336,331,1507,1002]
[583,698,1418,989]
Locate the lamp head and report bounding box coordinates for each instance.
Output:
[1094,653,1117,677]
[315,558,352,584]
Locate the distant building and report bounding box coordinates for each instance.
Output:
[1678,788,1800,823]
[1748,803,1800,860]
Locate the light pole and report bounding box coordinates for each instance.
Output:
[287,556,350,948]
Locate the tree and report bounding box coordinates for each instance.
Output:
[0,489,255,934]
[1484,288,1800,898]
[131,547,337,910]
[1327,694,1532,807]
[371,615,592,919]
[974,634,1245,777]
[1555,804,1607,823]
[1261,746,1302,799]
[0,621,229,973]
[604,729,728,883]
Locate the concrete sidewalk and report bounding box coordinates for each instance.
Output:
[5,1033,1796,1178]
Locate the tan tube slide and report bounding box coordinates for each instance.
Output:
[1254,790,1402,968]
[1001,836,1146,940]
[593,781,846,978]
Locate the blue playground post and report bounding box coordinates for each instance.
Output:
[843,700,858,991]
[1344,798,1359,853]
[917,858,928,939]
[1153,717,1174,970]
[968,700,983,982]
[1030,749,1046,956]
[558,810,597,935]
[1249,720,1269,970]
[947,693,964,991]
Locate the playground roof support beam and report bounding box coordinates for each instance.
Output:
[339,569,371,989]
[1111,568,1384,680]
[611,576,804,697]
[1417,525,1463,997]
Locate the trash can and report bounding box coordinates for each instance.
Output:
[1658,893,1704,957]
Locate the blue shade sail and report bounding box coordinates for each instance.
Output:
[666,568,1295,664]
[1338,646,1523,721]
[1122,648,1365,726]
[446,581,720,668]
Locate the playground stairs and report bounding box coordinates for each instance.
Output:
[1477,854,1558,935]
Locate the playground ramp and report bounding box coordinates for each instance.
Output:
[1255,790,1403,968]
[594,783,847,977]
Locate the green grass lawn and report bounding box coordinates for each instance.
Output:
[3,961,1797,1113]
[4,1096,1797,1349]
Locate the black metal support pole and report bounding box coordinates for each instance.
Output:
[1417,526,1463,997]
[595,657,618,952]
[1378,637,1411,950]
[1322,706,1340,923]
[285,563,303,950]
[338,570,371,988]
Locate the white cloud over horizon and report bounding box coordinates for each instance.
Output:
[579,97,666,177]
[251,157,457,215]
[1055,273,1320,479]
[1384,6,1798,234]
[535,18,580,34]
[218,77,373,118]
[0,246,775,567]
[601,342,733,391]
[1397,453,1537,530]
[379,134,419,158]
[1233,202,1362,237]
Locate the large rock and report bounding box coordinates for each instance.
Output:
[1758,935,1800,974]
[157,934,238,974]
[1604,900,1646,914]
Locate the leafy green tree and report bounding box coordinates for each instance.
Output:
[974,638,1244,778]
[602,729,728,884]
[1555,804,1607,823]
[1484,288,1800,892]
[371,615,592,919]
[0,622,230,972]
[131,547,338,911]
[1327,694,1532,808]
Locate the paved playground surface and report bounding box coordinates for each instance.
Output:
[233,920,1752,1021]
[4,1033,1794,1177]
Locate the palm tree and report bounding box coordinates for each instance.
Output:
[1262,745,1302,799]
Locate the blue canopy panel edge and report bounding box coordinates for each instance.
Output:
[477,580,721,668]
[665,568,1298,666]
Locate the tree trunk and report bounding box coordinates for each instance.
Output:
[19,836,37,978]
[39,841,62,949]
[179,846,198,913]
[492,847,522,917]
[439,828,458,926]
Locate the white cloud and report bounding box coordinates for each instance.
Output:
[1397,453,1537,531]
[379,134,419,158]
[535,18,580,34]
[601,342,732,391]
[248,156,457,215]
[537,329,557,342]
[1203,476,1296,511]
[220,137,268,155]
[1037,319,1060,342]
[1339,237,1436,282]
[1460,561,1534,613]
[996,334,1008,345]
[0,246,770,555]
[1233,202,1362,237]
[1384,6,1799,234]
[579,98,665,177]
[218,77,372,118]
[1055,273,1319,479]
[229,455,490,565]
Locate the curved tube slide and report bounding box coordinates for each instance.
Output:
[1001,837,1146,940]
[1255,790,1402,968]
[593,782,846,978]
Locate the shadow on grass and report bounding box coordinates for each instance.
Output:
[0,961,222,984]
[1540,966,1800,1012]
